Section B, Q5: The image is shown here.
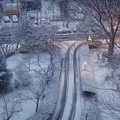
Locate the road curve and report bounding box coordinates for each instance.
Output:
[50,42,78,120]
[50,42,88,120]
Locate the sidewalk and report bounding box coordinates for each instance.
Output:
[79,45,99,120]
[81,60,97,93]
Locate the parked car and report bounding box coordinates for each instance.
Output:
[57,27,72,34]
[12,15,18,23]
[3,16,10,23]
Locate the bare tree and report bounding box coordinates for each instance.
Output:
[73,0,120,56]
[27,80,44,113]
[15,22,57,52]
[15,63,32,88]
[12,23,61,113]
[97,90,120,120]
[14,20,33,51]
[1,93,23,120]
[84,50,120,120]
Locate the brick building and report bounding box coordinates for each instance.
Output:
[4,0,20,16]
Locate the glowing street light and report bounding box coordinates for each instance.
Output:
[21,40,25,44]
[87,35,92,42]
[84,62,87,71]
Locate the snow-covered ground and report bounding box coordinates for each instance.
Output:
[0,37,119,120]
[86,50,120,120]
[0,50,60,120]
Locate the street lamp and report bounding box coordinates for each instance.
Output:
[84,62,87,71]
[87,35,92,43]
[21,40,25,44]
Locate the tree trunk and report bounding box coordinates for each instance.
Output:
[35,98,39,112]
[108,36,115,56]
[7,116,11,120]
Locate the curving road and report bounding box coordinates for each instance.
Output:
[51,40,89,120]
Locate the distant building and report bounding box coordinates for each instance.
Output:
[20,0,37,10]
[4,0,20,16]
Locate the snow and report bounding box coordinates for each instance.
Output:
[54,21,80,31]
[27,78,59,120]
[0,51,60,120]
[7,53,50,71]
[0,36,119,120]
[61,45,75,120]
[89,50,120,120]
[11,100,36,120]
[58,27,72,33]
[52,41,89,120]
[0,0,119,119]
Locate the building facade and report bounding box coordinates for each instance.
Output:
[4,0,20,16]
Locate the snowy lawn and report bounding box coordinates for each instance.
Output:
[0,50,60,120]
[80,47,120,120]
[89,50,120,120]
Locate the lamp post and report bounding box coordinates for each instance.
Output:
[21,40,25,46]
[87,35,92,43]
[84,62,87,71]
